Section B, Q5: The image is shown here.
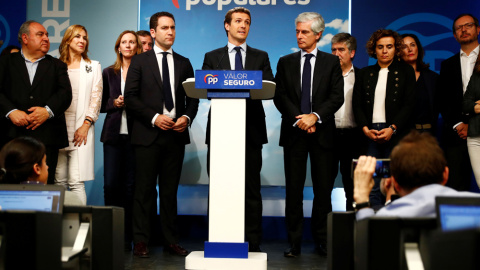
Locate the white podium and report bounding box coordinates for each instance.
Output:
[183,76,275,270]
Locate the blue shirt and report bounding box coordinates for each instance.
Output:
[356,184,480,220]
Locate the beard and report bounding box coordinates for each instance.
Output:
[457,34,478,45]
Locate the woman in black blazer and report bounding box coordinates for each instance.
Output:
[463,55,480,189]
[100,30,141,250]
[400,33,439,135]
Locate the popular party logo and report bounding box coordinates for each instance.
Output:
[204,74,219,85]
[173,0,310,10]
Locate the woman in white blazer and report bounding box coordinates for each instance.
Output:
[55,25,102,204]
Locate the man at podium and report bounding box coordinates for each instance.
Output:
[202,7,274,253]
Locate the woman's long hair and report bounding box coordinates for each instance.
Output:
[59,24,90,65]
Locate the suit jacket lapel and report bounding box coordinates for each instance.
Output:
[220,45,231,70]
[293,51,302,100]
[173,51,180,92]
[12,54,31,89]
[245,45,255,70]
[311,49,322,97]
[31,57,49,91]
[146,50,163,91]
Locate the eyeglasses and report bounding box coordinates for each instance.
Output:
[455,22,477,31]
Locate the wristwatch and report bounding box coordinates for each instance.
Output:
[389,125,397,134]
[352,201,370,211]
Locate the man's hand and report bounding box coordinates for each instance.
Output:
[172,116,188,132]
[296,113,318,131]
[8,110,29,127]
[474,100,480,114]
[307,125,316,134]
[26,107,49,130]
[377,127,394,143]
[353,155,376,203]
[154,114,175,130]
[456,123,468,140]
[363,126,379,141]
[73,124,90,146]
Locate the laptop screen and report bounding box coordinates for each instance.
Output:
[436,196,480,231]
[0,184,65,213]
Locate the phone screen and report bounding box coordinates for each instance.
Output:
[351,159,391,178]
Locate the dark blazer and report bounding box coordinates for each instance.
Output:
[438,53,468,146]
[100,67,133,144]
[124,49,199,146]
[352,60,416,142]
[0,52,71,147]
[202,45,274,147]
[274,50,344,149]
[463,72,480,137]
[419,68,440,129]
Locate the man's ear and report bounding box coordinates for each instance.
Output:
[441,166,449,186]
[32,163,41,177]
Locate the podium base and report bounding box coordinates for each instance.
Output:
[185,251,267,270]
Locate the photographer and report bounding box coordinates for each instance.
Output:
[353,130,478,220]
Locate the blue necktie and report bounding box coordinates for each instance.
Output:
[161,52,174,111]
[234,46,243,70]
[301,54,313,114]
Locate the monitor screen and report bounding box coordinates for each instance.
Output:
[0,185,65,213]
[436,196,480,231]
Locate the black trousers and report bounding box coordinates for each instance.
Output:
[133,131,185,245]
[445,141,472,191]
[333,128,364,211]
[283,134,337,246]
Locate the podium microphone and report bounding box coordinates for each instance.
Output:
[215,47,228,69]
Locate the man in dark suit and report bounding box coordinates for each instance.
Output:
[202,7,274,252]
[330,33,362,211]
[438,13,480,191]
[125,12,199,257]
[0,20,72,184]
[274,12,344,257]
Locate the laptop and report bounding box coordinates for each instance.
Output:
[436,196,480,231]
[0,184,65,213]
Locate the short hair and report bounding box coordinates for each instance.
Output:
[150,12,175,31]
[452,13,479,33]
[136,30,151,38]
[400,33,429,71]
[224,7,251,36]
[111,30,141,74]
[365,29,402,59]
[17,20,37,44]
[390,131,447,191]
[331,32,357,52]
[295,12,325,38]
[0,137,46,184]
[59,24,90,65]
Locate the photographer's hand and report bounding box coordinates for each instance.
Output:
[353,156,376,203]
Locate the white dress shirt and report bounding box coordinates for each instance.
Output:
[228,42,246,70]
[372,68,388,124]
[335,65,356,128]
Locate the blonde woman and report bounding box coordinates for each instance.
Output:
[100,30,141,250]
[56,25,102,205]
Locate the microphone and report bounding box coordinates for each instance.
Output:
[215,46,228,69]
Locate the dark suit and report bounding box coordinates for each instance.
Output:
[100,67,135,243]
[438,53,473,191]
[124,49,198,245]
[0,52,72,184]
[274,50,344,246]
[202,45,274,246]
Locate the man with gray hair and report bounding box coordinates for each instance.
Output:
[274,12,344,257]
[0,20,71,184]
[331,33,362,211]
